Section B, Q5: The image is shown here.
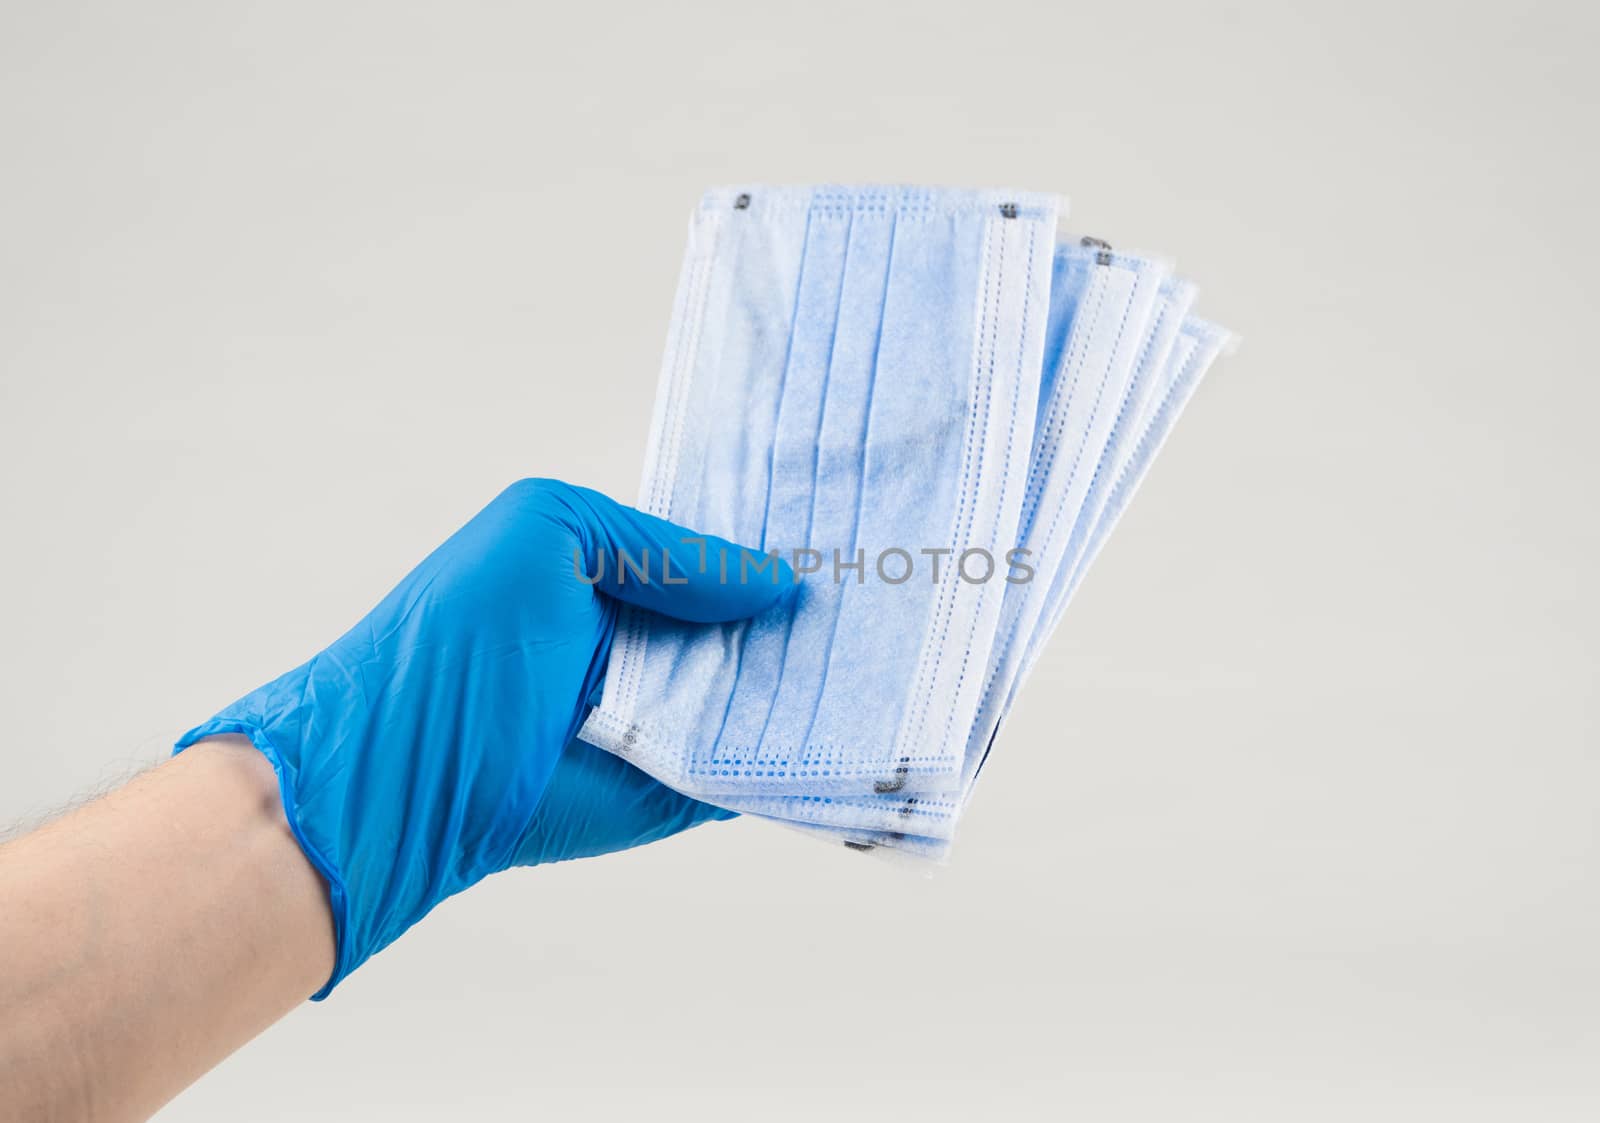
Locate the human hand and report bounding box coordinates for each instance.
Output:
[177,478,791,997]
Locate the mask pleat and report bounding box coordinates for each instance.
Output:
[707,209,850,781]
[751,204,898,784]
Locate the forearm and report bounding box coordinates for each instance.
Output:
[0,737,334,1123]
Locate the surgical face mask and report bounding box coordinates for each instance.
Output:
[580,186,1062,801]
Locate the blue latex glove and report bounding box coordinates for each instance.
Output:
[176,479,792,998]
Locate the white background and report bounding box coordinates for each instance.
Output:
[2,1,1595,1118]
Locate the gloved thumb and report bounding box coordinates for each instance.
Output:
[550,480,795,623]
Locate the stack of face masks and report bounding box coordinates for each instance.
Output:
[579,185,1232,861]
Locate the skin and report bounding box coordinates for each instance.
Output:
[0,736,334,1123]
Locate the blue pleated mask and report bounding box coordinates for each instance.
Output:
[580,185,1061,801]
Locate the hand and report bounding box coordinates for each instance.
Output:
[177,478,792,997]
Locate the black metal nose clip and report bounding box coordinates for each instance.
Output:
[872,757,911,794]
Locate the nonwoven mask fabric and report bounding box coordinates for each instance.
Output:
[579,186,1062,800]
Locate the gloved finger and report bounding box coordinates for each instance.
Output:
[514,736,737,866]
[549,480,795,623]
